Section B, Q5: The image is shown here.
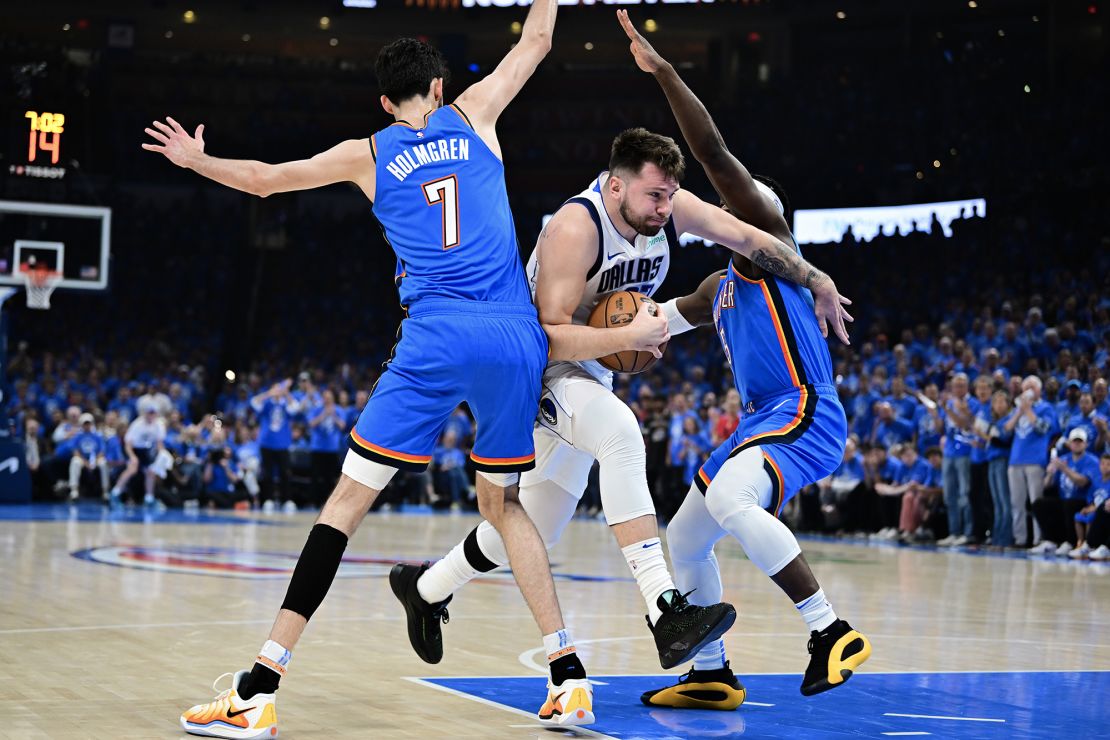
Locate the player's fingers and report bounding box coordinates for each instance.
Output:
[195,123,205,142]
[818,313,829,338]
[842,307,855,323]
[834,314,850,345]
[839,294,853,306]
[140,143,164,152]
[144,128,170,144]
[166,116,186,134]
[651,346,663,359]
[152,120,175,137]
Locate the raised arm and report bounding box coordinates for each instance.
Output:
[143,117,375,200]
[671,190,853,344]
[536,205,668,362]
[454,0,557,139]
[617,10,790,244]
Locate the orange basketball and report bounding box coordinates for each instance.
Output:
[587,290,667,374]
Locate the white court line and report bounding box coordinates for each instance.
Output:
[402,677,617,739]
[519,635,651,674]
[882,733,932,736]
[885,712,1005,723]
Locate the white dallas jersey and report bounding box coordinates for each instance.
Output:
[526,171,677,384]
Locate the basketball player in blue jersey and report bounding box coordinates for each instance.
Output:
[618,11,872,709]
[143,2,605,734]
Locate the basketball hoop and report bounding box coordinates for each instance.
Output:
[18,263,62,310]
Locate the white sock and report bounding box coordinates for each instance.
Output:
[256,639,292,680]
[692,638,727,671]
[622,538,676,624]
[417,542,480,605]
[542,628,576,661]
[795,588,837,633]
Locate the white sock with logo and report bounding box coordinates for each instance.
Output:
[795,588,837,632]
[622,538,676,624]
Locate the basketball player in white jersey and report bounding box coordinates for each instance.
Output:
[392,128,853,672]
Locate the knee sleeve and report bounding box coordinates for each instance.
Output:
[703,446,801,577]
[468,479,580,571]
[341,450,398,491]
[569,384,654,525]
[665,484,727,606]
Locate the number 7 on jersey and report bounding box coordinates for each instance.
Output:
[423,175,460,250]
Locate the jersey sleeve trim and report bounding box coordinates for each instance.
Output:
[563,197,604,280]
[663,216,680,253]
[369,134,377,162]
[448,103,474,129]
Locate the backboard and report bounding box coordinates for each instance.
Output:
[0,200,111,291]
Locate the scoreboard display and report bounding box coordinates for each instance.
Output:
[8,108,69,180]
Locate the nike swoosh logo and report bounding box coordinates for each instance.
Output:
[642,542,657,549]
[769,399,790,413]
[227,707,255,718]
[607,252,623,260]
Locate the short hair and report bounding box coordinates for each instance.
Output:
[1102,452,1110,461]
[609,128,686,182]
[375,38,449,105]
[925,446,943,458]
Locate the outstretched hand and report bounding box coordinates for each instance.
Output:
[142,116,205,168]
[617,10,667,73]
[812,279,854,345]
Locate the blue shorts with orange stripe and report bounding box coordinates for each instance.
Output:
[695,384,847,517]
[349,298,547,473]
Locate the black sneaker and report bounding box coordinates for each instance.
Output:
[647,590,737,670]
[800,618,871,696]
[640,660,746,710]
[389,562,452,664]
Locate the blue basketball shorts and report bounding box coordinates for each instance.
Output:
[349,298,547,473]
[695,384,847,517]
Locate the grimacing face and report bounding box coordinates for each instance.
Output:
[612,162,679,237]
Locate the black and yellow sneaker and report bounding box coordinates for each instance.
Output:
[800,619,871,696]
[640,661,746,710]
[390,562,452,664]
[647,590,737,670]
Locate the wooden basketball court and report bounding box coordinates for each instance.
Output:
[1,504,1106,738]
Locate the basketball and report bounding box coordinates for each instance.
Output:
[587,290,667,374]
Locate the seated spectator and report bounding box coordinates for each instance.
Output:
[203,433,247,508]
[1076,454,1110,560]
[816,437,867,533]
[1031,428,1101,556]
[712,389,741,446]
[1070,452,1110,559]
[432,429,470,510]
[897,446,944,541]
[869,402,915,449]
[115,403,167,506]
[868,444,905,537]
[67,413,109,501]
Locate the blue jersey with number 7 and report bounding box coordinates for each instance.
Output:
[371,104,530,308]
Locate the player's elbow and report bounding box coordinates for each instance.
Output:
[521,28,553,55]
[692,135,730,166]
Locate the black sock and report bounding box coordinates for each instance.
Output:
[239,663,281,700]
[549,652,587,686]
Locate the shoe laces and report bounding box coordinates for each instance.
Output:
[667,589,698,613]
[209,672,236,701]
[431,602,450,625]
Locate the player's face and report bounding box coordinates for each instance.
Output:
[617,163,679,236]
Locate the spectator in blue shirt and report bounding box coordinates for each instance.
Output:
[1056,379,1083,430]
[308,390,347,506]
[432,428,470,509]
[1093,378,1110,418]
[938,373,975,546]
[895,445,941,539]
[1004,375,1059,547]
[872,443,907,538]
[971,390,1016,546]
[250,380,302,510]
[913,383,944,453]
[670,415,711,487]
[885,376,919,420]
[203,439,244,509]
[1076,453,1110,560]
[1058,392,1106,455]
[869,402,915,450]
[1031,428,1101,556]
[967,376,996,543]
[67,413,108,501]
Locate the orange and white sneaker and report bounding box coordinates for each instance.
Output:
[537,677,594,727]
[180,670,278,739]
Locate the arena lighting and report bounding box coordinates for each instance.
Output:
[791,198,987,245]
[542,199,986,248]
[225,370,236,382]
[342,0,378,7]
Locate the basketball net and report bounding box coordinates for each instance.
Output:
[18,264,62,310]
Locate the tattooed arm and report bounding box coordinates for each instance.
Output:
[671,189,853,344]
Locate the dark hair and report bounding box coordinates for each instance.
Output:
[609,128,685,182]
[752,174,793,222]
[375,38,449,105]
[1102,452,1110,461]
[925,446,943,458]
